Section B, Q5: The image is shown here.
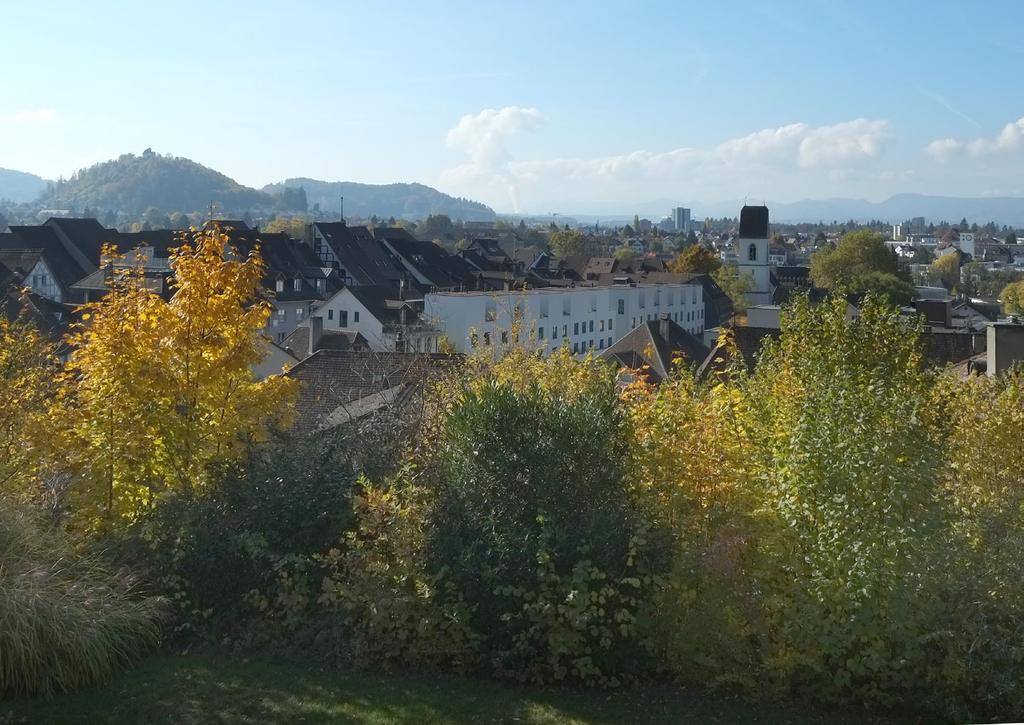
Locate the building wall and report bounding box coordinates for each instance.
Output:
[987,324,1024,375]
[315,287,440,353]
[425,283,705,355]
[736,235,772,306]
[267,300,313,343]
[26,259,62,302]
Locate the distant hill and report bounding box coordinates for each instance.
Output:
[38,149,271,214]
[264,178,496,222]
[27,150,495,222]
[0,168,48,203]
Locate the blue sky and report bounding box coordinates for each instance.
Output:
[3,0,1024,213]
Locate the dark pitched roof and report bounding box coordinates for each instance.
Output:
[379,236,478,290]
[222,226,338,301]
[315,222,406,290]
[370,227,418,244]
[0,226,90,290]
[346,284,414,325]
[584,257,616,277]
[286,350,456,429]
[44,217,118,264]
[279,326,370,359]
[601,315,711,383]
[0,249,44,279]
[1,286,74,344]
[116,229,181,257]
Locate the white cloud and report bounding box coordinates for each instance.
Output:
[796,119,890,168]
[446,106,544,163]
[926,137,962,162]
[441,112,892,210]
[443,106,544,211]
[926,117,1024,160]
[3,108,58,124]
[968,117,1024,156]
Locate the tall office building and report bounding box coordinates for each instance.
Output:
[672,207,691,234]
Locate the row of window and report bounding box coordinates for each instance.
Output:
[326,308,360,327]
[470,331,615,354]
[536,318,614,341]
[272,305,308,326]
[570,338,614,354]
[274,278,327,294]
[495,288,704,323]
[629,309,704,328]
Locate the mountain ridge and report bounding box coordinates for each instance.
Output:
[6,151,495,222]
[0,168,48,203]
[262,178,495,222]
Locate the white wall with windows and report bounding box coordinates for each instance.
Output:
[424,282,705,355]
[266,300,314,343]
[314,287,441,353]
[25,258,61,302]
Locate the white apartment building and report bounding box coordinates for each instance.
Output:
[424,281,706,355]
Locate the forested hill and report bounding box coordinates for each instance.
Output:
[263,178,496,222]
[37,150,272,214]
[0,168,48,203]
[30,150,495,221]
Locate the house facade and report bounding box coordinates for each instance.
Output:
[424,280,705,355]
[315,285,442,353]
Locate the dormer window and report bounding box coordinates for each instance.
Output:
[275,279,284,293]
[748,243,758,262]
[294,278,302,292]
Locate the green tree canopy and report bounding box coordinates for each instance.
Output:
[548,228,585,258]
[811,230,914,305]
[669,245,721,274]
[929,253,961,291]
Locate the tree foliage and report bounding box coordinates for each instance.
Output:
[0,311,57,497]
[669,245,721,274]
[548,228,585,258]
[56,227,297,529]
[712,264,751,315]
[929,253,961,290]
[41,150,269,215]
[811,230,914,304]
[1000,279,1024,314]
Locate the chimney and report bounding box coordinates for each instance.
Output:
[987,319,1024,376]
[308,316,324,357]
[658,312,671,341]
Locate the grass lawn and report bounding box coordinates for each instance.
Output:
[4,653,896,724]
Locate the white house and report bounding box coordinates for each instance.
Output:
[315,285,442,353]
[424,280,705,356]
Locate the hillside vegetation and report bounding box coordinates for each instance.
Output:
[38,150,270,214]
[264,177,495,221]
[30,149,494,221]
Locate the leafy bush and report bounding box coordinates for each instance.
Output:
[324,348,657,684]
[318,472,479,670]
[113,432,355,642]
[0,500,161,696]
[745,294,944,705]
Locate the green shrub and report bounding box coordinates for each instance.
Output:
[318,472,480,670]
[0,500,162,696]
[113,432,355,641]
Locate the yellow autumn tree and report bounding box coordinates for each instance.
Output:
[0,307,58,498]
[58,227,297,529]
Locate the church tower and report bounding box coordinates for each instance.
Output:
[735,205,773,306]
